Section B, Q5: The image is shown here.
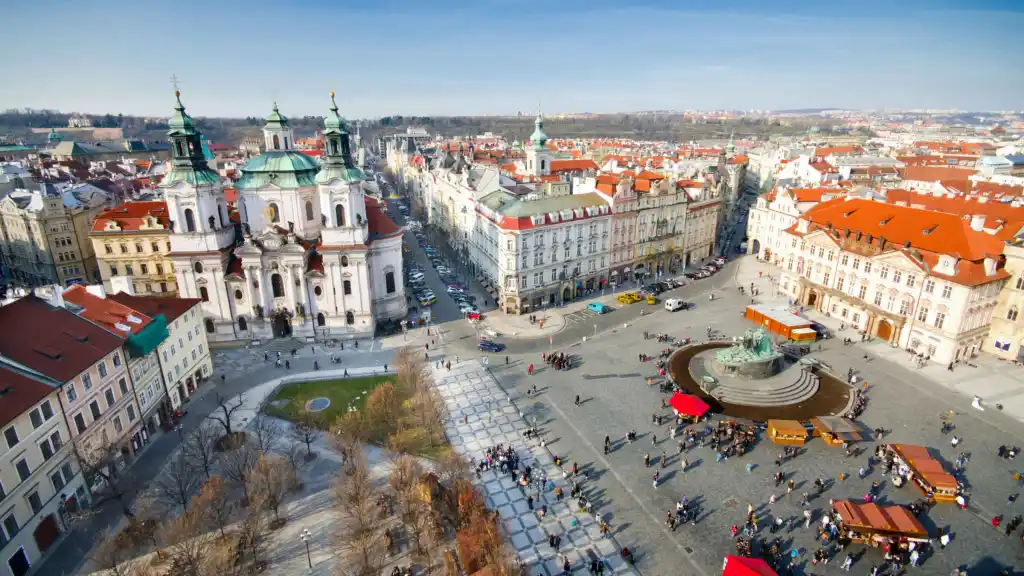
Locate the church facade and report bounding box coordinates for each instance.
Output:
[161,92,405,343]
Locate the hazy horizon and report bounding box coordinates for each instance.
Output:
[3,0,1022,118]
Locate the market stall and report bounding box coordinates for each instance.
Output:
[766,420,809,445]
[883,444,959,503]
[831,499,929,549]
[722,555,777,576]
[744,304,812,339]
[669,392,710,420]
[810,416,869,446]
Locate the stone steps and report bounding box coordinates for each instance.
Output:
[710,373,820,407]
[263,337,306,355]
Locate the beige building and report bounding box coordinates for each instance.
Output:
[0,296,139,497]
[88,201,177,297]
[985,241,1024,361]
[0,184,107,288]
[0,366,86,576]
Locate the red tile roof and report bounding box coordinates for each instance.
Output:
[108,293,201,324]
[365,197,401,240]
[62,285,154,337]
[815,146,863,157]
[635,170,664,181]
[900,165,977,183]
[0,295,125,382]
[0,366,59,429]
[549,159,598,173]
[90,201,170,233]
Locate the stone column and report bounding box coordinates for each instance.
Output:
[246,268,258,316]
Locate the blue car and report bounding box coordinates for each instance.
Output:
[478,340,503,352]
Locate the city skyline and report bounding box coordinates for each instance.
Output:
[2,0,1022,118]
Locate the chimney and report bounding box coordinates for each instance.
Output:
[49,285,65,309]
[85,284,107,299]
[970,214,985,232]
[109,275,136,296]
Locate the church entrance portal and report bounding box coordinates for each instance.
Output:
[876,319,893,342]
[272,312,292,338]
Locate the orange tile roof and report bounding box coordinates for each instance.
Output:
[815,145,863,157]
[633,179,652,192]
[883,190,1024,239]
[90,201,170,233]
[62,284,153,337]
[728,154,748,165]
[635,170,664,181]
[596,173,621,186]
[549,159,598,173]
[901,165,977,183]
[788,187,847,202]
[809,160,837,174]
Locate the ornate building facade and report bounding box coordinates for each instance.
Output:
[162,92,404,343]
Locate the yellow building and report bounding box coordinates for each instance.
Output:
[0,183,107,287]
[985,241,1024,361]
[89,201,177,296]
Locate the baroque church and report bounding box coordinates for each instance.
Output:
[161,91,405,343]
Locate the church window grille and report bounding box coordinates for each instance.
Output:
[345,311,355,325]
[317,313,326,327]
[237,317,247,331]
[271,274,285,298]
[305,201,314,221]
[184,209,196,232]
[199,286,209,302]
[335,204,346,227]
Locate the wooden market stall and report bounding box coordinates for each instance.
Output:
[831,499,930,549]
[884,444,959,503]
[744,304,813,340]
[766,420,809,445]
[790,327,818,342]
[810,416,869,446]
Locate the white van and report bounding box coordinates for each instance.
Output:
[664,299,686,312]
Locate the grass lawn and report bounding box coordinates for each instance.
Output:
[263,375,393,425]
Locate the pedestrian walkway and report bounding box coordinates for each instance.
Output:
[430,359,637,576]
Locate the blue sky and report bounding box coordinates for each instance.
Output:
[2,0,1021,118]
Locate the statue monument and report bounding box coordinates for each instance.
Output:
[714,328,783,378]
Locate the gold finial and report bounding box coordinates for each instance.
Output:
[329,91,335,98]
[175,90,181,98]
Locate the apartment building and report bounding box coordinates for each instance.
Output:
[746,186,852,261]
[89,201,177,297]
[61,284,172,453]
[474,190,612,314]
[591,173,638,282]
[681,186,722,267]
[0,183,107,288]
[0,296,138,495]
[775,198,1009,364]
[633,172,689,278]
[985,241,1024,361]
[109,291,211,410]
[0,366,86,576]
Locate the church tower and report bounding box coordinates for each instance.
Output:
[317,92,367,247]
[160,90,235,335]
[525,114,552,177]
[263,103,295,151]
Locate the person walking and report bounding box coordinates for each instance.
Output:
[644,453,650,467]
[680,456,688,472]
[574,394,580,407]
[653,470,660,489]
[661,452,667,469]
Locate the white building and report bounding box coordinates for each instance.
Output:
[161,92,404,343]
[745,186,855,260]
[775,197,1008,363]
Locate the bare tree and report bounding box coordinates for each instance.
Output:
[195,476,234,538]
[209,392,246,439]
[181,420,219,480]
[246,455,295,525]
[291,409,323,457]
[250,412,283,455]
[436,450,470,485]
[72,439,136,520]
[88,531,151,576]
[221,439,259,502]
[331,456,385,576]
[158,504,214,576]
[236,494,270,571]
[152,454,203,512]
[131,493,169,561]
[365,383,401,438]
[388,454,424,520]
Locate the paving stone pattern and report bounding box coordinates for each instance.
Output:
[431,360,637,576]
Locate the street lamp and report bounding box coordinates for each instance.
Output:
[299,528,312,569]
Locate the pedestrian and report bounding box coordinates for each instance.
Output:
[804,509,812,528]
[574,394,580,407]
[841,554,853,571]
[661,452,667,468]
[938,528,950,549]
[909,549,920,566]
[652,433,657,446]
[787,479,795,494]
[384,363,388,372]
[505,355,509,364]
[653,470,659,489]
[769,493,777,505]
[527,495,534,510]
[680,456,688,471]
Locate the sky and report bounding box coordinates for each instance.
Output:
[2,0,1022,118]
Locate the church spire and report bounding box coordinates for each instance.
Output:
[167,90,209,170]
[317,91,363,184]
[530,113,549,150]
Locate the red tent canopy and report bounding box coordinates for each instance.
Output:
[723,555,777,576]
[669,392,710,418]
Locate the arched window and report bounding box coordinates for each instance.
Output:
[343,280,352,295]
[174,140,184,157]
[317,313,326,327]
[194,262,203,274]
[345,311,355,325]
[335,204,346,227]
[272,134,280,150]
[204,318,215,333]
[385,271,396,294]
[238,316,248,331]
[1009,306,1019,322]
[199,286,209,302]
[268,203,280,223]
[305,201,314,221]
[329,139,338,155]
[184,209,196,232]
[341,255,349,267]
[271,274,284,298]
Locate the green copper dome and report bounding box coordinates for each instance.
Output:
[529,114,548,150]
[265,102,288,126]
[167,91,197,136]
[236,151,320,189]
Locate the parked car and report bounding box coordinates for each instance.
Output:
[664,298,689,312]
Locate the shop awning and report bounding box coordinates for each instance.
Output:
[811,416,868,441]
[669,392,710,418]
[723,555,777,576]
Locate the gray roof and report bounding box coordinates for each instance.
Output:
[478,190,608,219]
